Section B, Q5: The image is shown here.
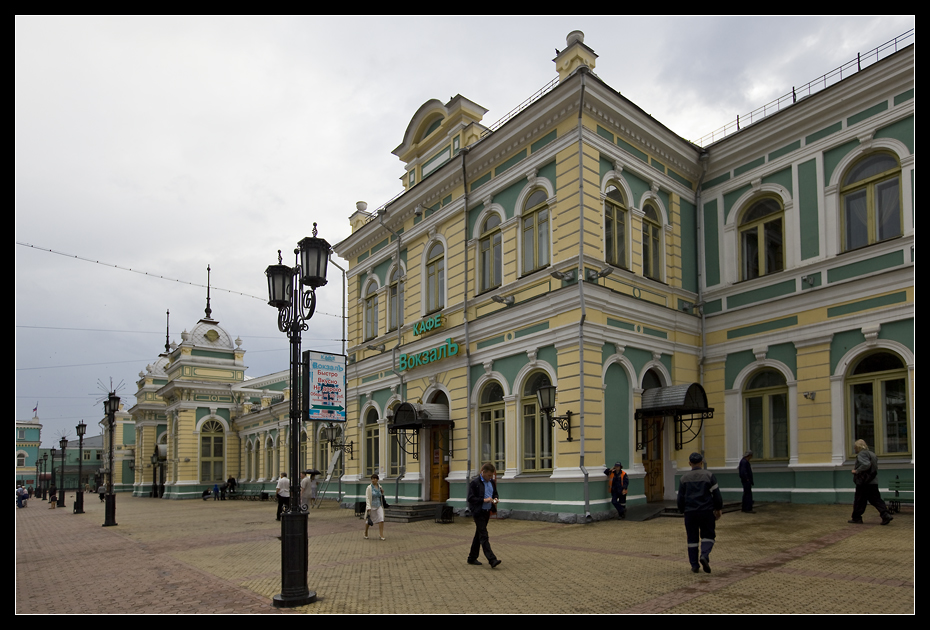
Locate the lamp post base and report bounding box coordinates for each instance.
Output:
[103,494,117,526]
[272,509,315,608]
[74,491,84,514]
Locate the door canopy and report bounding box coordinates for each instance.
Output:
[635,383,714,450]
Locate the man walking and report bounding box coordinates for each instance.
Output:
[677,452,723,574]
[466,462,501,568]
[849,439,893,525]
[605,462,629,519]
[738,451,754,513]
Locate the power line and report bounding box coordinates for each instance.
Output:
[16,241,344,318]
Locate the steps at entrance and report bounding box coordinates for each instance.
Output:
[384,501,445,523]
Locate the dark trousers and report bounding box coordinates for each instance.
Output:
[684,510,716,568]
[741,481,753,512]
[276,494,288,520]
[469,509,497,562]
[611,492,626,517]
[851,484,889,520]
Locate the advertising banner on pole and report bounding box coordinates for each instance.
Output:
[302,350,346,423]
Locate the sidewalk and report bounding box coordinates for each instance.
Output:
[15,493,913,614]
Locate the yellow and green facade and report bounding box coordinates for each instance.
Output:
[333,31,914,520]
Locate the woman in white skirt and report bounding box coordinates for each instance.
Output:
[364,473,386,540]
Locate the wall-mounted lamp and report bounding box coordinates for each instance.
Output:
[550,270,576,282]
[803,391,816,401]
[801,275,816,287]
[366,344,386,352]
[535,384,573,442]
[586,267,613,281]
[491,295,514,306]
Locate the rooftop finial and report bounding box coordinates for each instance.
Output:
[205,264,213,320]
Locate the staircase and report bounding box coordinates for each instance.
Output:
[384,501,447,523]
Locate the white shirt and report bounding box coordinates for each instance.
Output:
[275,477,291,498]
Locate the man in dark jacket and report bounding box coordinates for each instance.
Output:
[466,462,501,568]
[849,439,892,525]
[677,452,723,573]
[738,451,754,513]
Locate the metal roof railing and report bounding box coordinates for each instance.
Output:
[693,29,914,147]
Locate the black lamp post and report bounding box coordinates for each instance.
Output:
[49,446,56,503]
[74,420,86,514]
[536,384,574,442]
[265,222,331,608]
[35,459,40,499]
[42,452,48,500]
[103,392,119,527]
[58,436,68,507]
[151,451,159,498]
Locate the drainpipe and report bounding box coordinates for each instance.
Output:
[575,67,592,522]
[460,147,473,497]
[695,151,709,458]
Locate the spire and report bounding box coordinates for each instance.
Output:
[204,264,213,320]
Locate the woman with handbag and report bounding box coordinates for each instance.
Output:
[364,473,388,540]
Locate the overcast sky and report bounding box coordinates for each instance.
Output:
[15,15,914,446]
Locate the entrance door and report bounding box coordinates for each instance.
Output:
[643,418,664,502]
[429,426,450,502]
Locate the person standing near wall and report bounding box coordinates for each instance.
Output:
[466,462,501,568]
[275,472,290,521]
[739,451,754,513]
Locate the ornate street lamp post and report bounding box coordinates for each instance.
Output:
[74,420,86,514]
[57,436,68,508]
[265,223,331,608]
[103,392,120,527]
[151,451,159,498]
[42,452,48,500]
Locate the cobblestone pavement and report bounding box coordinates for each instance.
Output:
[15,493,913,614]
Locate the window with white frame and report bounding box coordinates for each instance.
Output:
[841,152,902,251]
[479,213,503,291]
[605,185,628,269]
[743,370,788,460]
[642,202,662,281]
[364,281,379,340]
[425,241,445,313]
[388,266,404,331]
[739,197,785,281]
[522,190,550,274]
[847,351,909,457]
[521,371,553,472]
[479,382,506,472]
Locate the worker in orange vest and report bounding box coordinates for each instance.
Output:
[605,462,629,520]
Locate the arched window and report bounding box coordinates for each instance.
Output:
[364,281,379,340]
[479,213,503,291]
[265,436,276,480]
[847,352,909,456]
[365,408,380,477]
[604,185,628,269]
[388,266,404,332]
[522,190,550,274]
[245,441,253,481]
[17,452,26,467]
[522,372,553,472]
[642,202,662,281]
[841,152,902,251]
[479,381,506,472]
[200,420,224,483]
[743,370,788,460]
[739,197,784,281]
[425,242,445,313]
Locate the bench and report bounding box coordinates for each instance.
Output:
[230,486,267,501]
[887,475,913,514]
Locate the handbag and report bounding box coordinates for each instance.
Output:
[381,495,390,509]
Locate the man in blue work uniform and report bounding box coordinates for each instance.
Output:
[605,461,629,519]
[466,462,501,568]
[677,452,723,573]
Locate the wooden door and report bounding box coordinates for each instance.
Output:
[429,426,450,502]
[643,418,664,502]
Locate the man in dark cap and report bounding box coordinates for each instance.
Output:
[677,452,723,573]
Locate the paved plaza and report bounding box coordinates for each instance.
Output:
[16,492,913,614]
